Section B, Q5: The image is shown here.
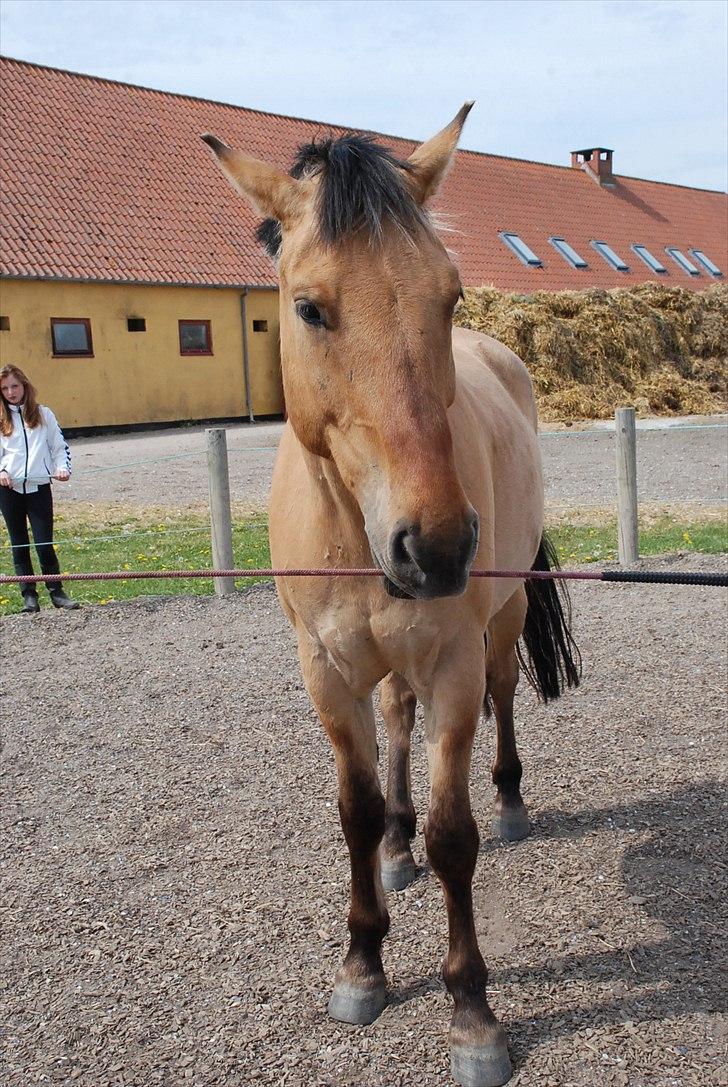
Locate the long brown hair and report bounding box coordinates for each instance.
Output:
[0,365,42,435]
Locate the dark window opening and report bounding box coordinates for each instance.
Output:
[127,317,146,332]
[51,318,93,357]
[179,320,213,356]
[253,320,268,332]
[0,316,10,331]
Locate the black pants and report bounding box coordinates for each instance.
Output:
[0,484,62,595]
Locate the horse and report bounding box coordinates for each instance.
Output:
[202,104,580,1087]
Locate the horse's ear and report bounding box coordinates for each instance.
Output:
[201,134,303,224]
[406,102,474,204]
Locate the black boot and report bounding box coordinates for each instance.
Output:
[21,591,40,614]
[49,587,80,610]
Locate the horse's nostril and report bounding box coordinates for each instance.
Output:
[390,526,413,568]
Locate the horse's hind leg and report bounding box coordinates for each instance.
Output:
[487,588,530,842]
[379,673,417,891]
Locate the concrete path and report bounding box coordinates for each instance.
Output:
[54,415,728,515]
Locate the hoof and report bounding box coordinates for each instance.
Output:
[491,803,529,843]
[327,978,386,1025]
[451,1037,512,1086]
[381,854,417,892]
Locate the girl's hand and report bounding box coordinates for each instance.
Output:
[53,469,70,482]
[0,471,11,487]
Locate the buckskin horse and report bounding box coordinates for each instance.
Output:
[202,104,579,1087]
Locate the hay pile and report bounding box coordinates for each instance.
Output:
[455,283,727,421]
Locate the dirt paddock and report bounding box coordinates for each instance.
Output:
[2,554,727,1087]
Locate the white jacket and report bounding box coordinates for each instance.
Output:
[0,403,72,494]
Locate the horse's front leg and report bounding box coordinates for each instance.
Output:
[424,642,512,1087]
[380,672,418,891]
[297,630,389,1025]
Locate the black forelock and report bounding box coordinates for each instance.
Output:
[256,134,426,259]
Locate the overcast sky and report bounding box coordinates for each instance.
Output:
[2,0,726,190]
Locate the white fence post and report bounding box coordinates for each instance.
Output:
[206,428,235,596]
[615,407,639,565]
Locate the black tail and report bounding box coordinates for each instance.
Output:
[517,534,582,702]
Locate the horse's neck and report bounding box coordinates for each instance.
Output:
[296,441,373,559]
[301,444,361,521]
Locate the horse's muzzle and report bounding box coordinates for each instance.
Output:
[384,513,479,599]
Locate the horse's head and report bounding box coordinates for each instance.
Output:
[203,105,478,599]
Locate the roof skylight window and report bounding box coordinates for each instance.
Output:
[591,241,629,271]
[549,237,588,268]
[499,232,542,267]
[632,245,667,273]
[665,248,699,276]
[690,250,723,277]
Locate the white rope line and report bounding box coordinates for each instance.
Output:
[0,444,279,485]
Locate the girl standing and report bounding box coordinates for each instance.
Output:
[0,364,79,613]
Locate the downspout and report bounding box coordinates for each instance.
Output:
[240,289,255,424]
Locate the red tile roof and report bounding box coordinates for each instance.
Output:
[1,56,726,291]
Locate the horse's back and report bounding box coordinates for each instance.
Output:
[452,325,538,430]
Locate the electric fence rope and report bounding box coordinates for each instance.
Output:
[1,567,726,588]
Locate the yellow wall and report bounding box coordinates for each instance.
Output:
[245,287,285,417]
[0,279,283,428]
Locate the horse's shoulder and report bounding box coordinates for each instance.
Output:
[452,326,536,421]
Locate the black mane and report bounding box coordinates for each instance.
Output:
[256,135,425,258]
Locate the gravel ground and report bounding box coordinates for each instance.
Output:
[55,417,728,516]
[2,553,726,1087]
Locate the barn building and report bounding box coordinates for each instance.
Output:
[1,57,726,429]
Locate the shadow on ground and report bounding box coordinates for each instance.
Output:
[388,781,726,1068]
[498,781,727,1063]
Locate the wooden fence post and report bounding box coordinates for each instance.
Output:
[615,407,639,565]
[206,428,235,595]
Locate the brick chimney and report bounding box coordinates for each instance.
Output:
[571,147,616,188]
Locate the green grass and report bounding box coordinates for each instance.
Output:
[0,514,271,615]
[1,512,725,616]
[550,517,727,565]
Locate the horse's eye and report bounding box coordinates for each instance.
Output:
[296,301,325,327]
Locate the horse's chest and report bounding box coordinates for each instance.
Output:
[312,603,443,696]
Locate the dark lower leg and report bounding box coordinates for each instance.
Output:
[328,764,390,1022]
[426,655,511,1085]
[297,633,389,1024]
[26,486,61,590]
[426,795,494,1031]
[426,791,510,1085]
[488,650,529,842]
[0,486,35,597]
[380,674,417,880]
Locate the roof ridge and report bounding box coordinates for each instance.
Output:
[453,146,728,195]
[2,54,725,196]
